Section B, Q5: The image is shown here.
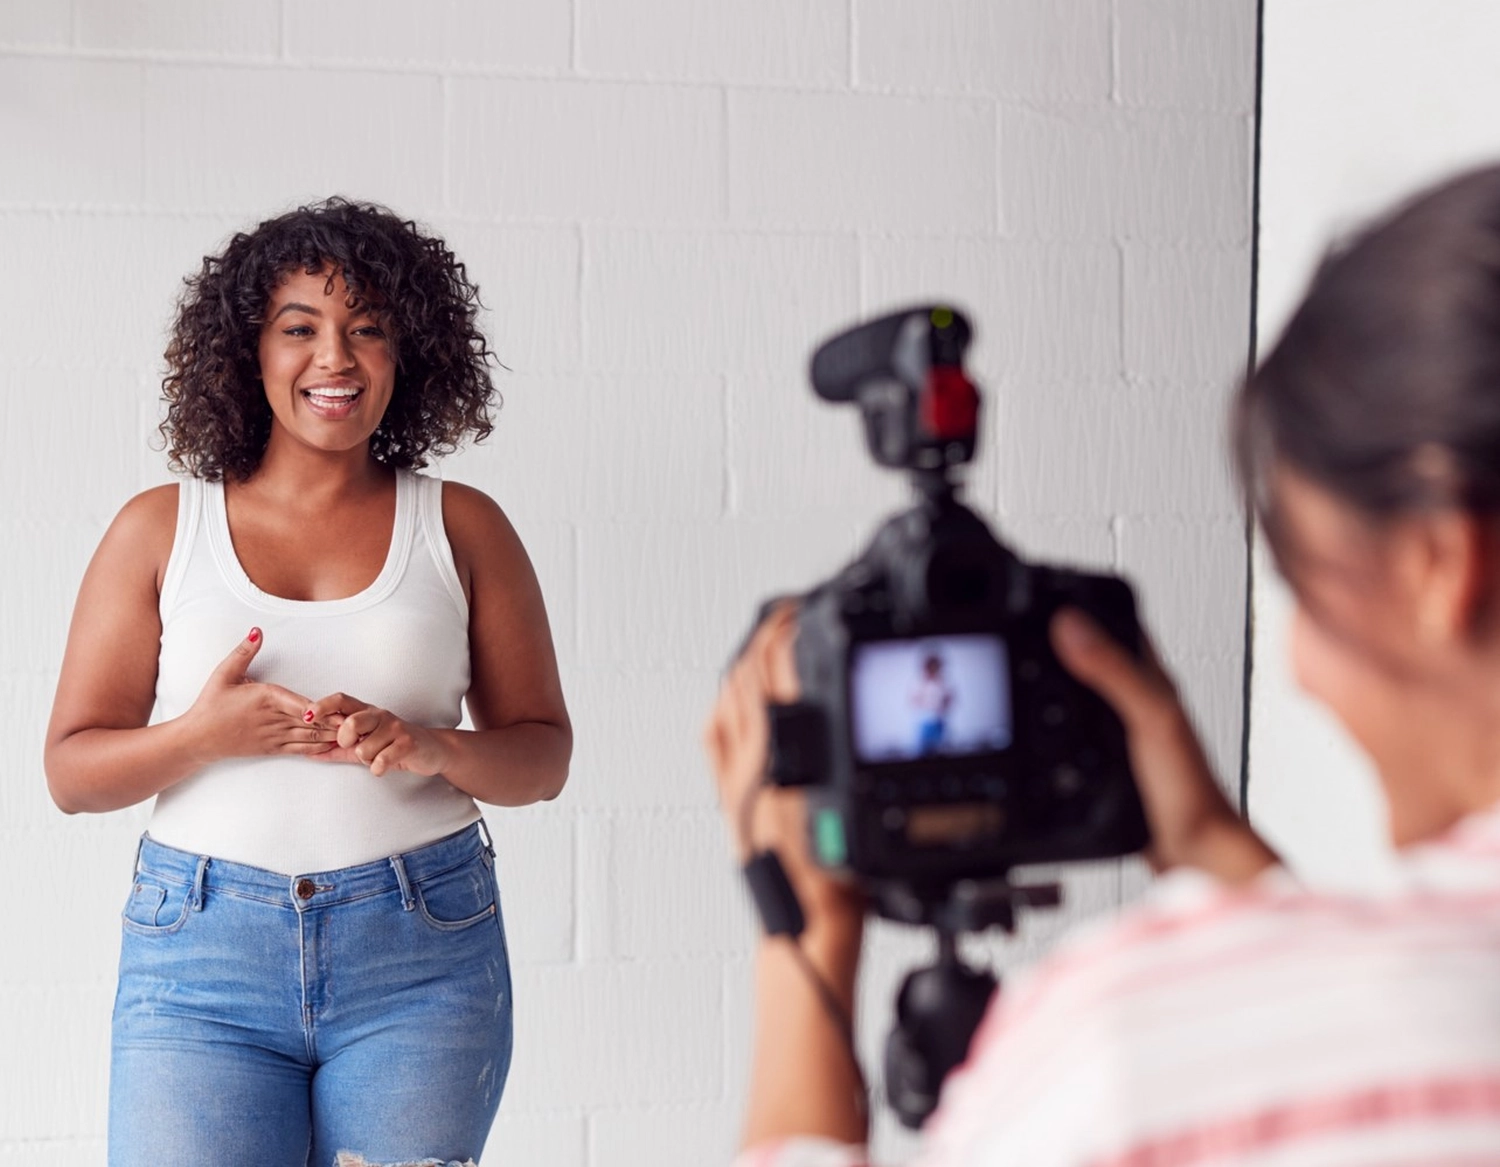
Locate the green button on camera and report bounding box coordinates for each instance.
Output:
[814,809,848,867]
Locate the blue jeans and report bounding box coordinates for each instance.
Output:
[917,716,946,755]
[109,823,512,1167]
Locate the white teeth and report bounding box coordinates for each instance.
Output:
[305,386,360,398]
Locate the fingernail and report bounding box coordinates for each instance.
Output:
[248,628,261,643]
[304,710,315,723]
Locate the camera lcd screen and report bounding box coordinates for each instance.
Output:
[848,634,1013,763]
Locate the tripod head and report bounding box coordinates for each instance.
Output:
[880,877,1061,1129]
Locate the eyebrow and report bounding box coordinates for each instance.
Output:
[270,301,322,320]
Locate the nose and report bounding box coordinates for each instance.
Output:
[315,328,355,372]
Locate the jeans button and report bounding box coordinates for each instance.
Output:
[295,878,316,899]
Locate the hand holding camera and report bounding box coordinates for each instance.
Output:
[706,604,866,937]
[1049,608,1277,884]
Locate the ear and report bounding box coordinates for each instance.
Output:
[1394,510,1488,646]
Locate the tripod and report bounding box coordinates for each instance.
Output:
[874,877,1062,1128]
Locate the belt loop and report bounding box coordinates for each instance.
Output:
[191,856,210,912]
[132,834,146,876]
[476,817,495,859]
[390,855,416,911]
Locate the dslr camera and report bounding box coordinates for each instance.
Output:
[751,306,1151,1124]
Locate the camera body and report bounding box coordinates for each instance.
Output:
[768,306,1149,927]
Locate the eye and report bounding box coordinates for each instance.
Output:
[354,325,386,338]
[281,325,314,337]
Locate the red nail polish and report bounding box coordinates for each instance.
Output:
[248,628,261,643]
[304,710,315,723]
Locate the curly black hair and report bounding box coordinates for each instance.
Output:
[160,197,498,480]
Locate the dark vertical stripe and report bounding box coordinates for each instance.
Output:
[1238,0,1268,816]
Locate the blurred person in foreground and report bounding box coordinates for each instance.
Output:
[707,165,1500,1165]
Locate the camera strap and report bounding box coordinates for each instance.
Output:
[742,851,806,939]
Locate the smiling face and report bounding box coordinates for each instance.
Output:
[256,265,396,460]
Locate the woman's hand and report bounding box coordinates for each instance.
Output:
[1050,608,1279,885]
[304,692,454,778]
[704,604,866,936]
[179,630,336,765]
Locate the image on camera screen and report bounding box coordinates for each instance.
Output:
[849,634,1013,764]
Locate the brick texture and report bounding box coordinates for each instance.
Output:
[856,0,1112,102]
[74,0,281,59]
[579,0,848,86]
[3,2,1257,1163]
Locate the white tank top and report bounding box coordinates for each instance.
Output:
[148,470,480,874]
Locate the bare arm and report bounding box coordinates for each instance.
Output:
[306,482,572,806]
[45,487,334,814]
[46,487,192,812]
[706,606,870,1150]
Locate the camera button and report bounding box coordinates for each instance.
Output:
[1052,765,1083,796]
[814,810,850,865]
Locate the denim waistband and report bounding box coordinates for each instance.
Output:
[133,821,493,910]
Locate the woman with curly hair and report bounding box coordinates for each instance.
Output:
[44,198,571,1166]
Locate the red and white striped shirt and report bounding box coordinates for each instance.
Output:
[741,805,1500,1166]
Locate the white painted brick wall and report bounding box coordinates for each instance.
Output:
[579,0,848,87]
[1002,107,1251,240]
[727,91,996,231]
[75,0,281,59]
[145,67,446,212]
[284,3,571,73]
[449,80,725,223]
[855,0,1112,103]
[2,2,1255,1163]
[1115,0,1258,110]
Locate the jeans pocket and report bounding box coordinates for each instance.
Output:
[121,876,193,935]
[414,859,499,933]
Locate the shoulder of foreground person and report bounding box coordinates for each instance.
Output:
[740,855,1500,1167]
[929,860,1500,1166]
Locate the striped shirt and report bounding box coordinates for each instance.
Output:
[740,805,1500,1166]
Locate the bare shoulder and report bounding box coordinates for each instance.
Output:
[103,483,180,585]
[440,479,507,527]
[115,482,180,531]
[439,479,535,598]
[440,480,523,552]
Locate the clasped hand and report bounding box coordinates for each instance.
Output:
[182,628,450,777]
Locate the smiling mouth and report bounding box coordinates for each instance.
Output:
[301,386,364,416]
